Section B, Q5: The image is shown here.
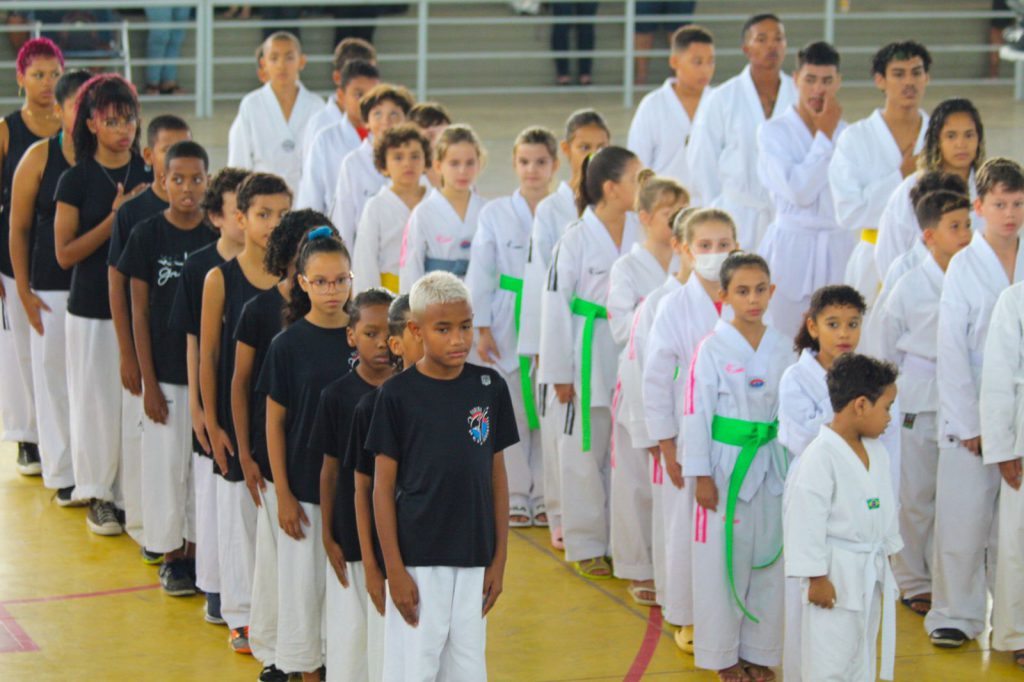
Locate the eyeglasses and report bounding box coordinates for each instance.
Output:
[98,115,139,130]
[302,274,354,294]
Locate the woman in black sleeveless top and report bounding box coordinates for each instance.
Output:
[0,37,64,476]
[8,69,90,505]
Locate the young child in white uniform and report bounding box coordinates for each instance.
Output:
[627,25,714,187]
[643,208,737,651]
[331,84,414,250]
[778,284,901,682]
[228,32,324,193]
[297,59,379,215]
[607,172,686,604]
[539,146,641,580]
[874,98,985,281]
[878,189,972,620]
[757,41,850,338]
[684,252,794,681]
[300,37,376,159]
[352,123,429,294]
[468,126,559,528]
[981,280,1024,667]
[519,109,609,548]
[828,41,931,308]
[928,157,1024,648]
[370,272,518,682]
[685,13,796,249]
[784,354,902,682]
[400,125,486,289]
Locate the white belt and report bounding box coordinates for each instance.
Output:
[828,536,897,681]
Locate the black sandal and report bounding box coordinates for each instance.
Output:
[900,595,931,616]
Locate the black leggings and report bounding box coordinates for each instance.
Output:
[551,3,598,78]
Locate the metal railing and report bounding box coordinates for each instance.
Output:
[0,1,1017,118]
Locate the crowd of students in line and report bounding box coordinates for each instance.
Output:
[4,10,1024,682]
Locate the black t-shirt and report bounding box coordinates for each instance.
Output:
[234,286,286,481]
[31,136,72,291]
[169,240,225,456]
[1,110,42,277]
[117,213,217,385]
[257,318,357,503]
[346,386,385,574]
[308,370,378,560]
[215,258,270,482]
[55,154,150,319]
[365,363,519,567]
[108,186,167,268]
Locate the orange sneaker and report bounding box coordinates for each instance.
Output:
[229,626,252,654]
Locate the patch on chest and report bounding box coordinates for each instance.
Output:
[748,377,765,389]
[468,406,490,445]
[902,413,916,430]
[481,374,491,386]
[866,498,880,510]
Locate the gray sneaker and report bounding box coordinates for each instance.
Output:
[86,500,123,536]
[16,443,41,476]
[159,560,197,597]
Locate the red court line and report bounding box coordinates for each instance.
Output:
[623,605,664,681]
[0,583,159,654]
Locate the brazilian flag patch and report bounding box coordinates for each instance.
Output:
[867,498,880,510]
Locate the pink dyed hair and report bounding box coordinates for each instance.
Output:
[16,38,65,76]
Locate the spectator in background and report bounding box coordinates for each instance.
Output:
[144,7,192,94]
[329,4,403,45]
[991,0,1012,78]
[551,2,598,86]
[261,8,302,40]
[635,2,696,85]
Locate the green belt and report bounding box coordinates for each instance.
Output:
[570,296,608,452]
[711,414,783,623]
[498,274,539,431]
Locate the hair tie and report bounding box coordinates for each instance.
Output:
[307,226,332,241]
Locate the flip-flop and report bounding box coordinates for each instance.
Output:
[717,663,752,682]
[574,557,612,580]
[627,583,658,606]
[900,596,931,616]
[509,505,531,528]
[531,503,549,527]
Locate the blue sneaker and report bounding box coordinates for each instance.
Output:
[205,592,225,625]
[159,560,197,597]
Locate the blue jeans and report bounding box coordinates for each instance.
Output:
[145,7,191,85]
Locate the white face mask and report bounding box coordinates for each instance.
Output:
[693,252,730,283]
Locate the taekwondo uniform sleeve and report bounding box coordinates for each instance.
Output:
[643,301,682,442]
[783,447,832,578]
[518,239,545,357]
[398,210,426,294]
[685,92,725,208]
[877,282,910,368]
[980,287,1024,465]
[627,101,657,168]
[331,161,360,251]
[778,370,827,459]
[937,269,981,441]
[537,239,578,386]
[352,202,384,294]
[681,339,716,477]
[874,180,916,286]
[607,257,638,346]
[227,106,253,170]
[757,126,834,208]
[466,219,499,330]
[829,129,902,235]
[296,140,330,214]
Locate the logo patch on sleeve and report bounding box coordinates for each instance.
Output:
[468,406,490,445]
[866,498,880,510]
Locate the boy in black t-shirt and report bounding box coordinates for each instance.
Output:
[118,141,216,596]
[347,293,422,681]
[310,287,394,682]
[368,272,518,680]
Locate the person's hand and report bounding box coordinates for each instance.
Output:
[899,149,918,178]
[483,559,505,616]
[210,425,234,475]
[554,383,575,404]
[1000,458,1023,491]
[190,403,211,455]
[142,382,168,424]
[277,491,309,540]
[18,288,50,336]
[120,353,142,395]
[240,455,266,507]
[365,562,387,616]
[476,328,501,365]
[811,94,842,139]
[325,537,349,587]
[808,575,837,609]
[666,460,685,489]
[389,568,420,626]
[695,476,718,512]
[111,182,148,212]
[962,436,982,457]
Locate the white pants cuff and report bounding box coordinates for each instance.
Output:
[610,422,653,581]
[217,476,257,630]
[275,501,324,673]
[141,383,195,553]
[29,290,73,489]
[0,274,37,443]
[193,454,220,593]
[249,480,280,665]
[558,403,611,562]
[121,388,144,543]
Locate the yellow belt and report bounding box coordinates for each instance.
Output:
[380,272,399,293]
[860,228,878,245]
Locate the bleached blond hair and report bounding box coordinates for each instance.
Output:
[409,271,471,316]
